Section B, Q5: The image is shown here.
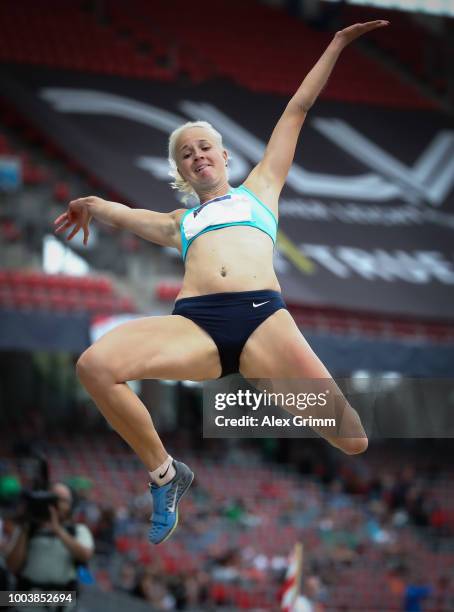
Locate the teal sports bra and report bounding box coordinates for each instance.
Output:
[180,185,277,261]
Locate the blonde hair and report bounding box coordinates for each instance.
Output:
[168,121,226,203]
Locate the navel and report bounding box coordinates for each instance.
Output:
[220,266,227,277]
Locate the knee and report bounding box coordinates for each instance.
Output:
[338,436,369,455]
[76,347,112,389]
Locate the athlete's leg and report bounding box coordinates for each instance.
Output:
[76,315,221,471]
[239,309,368,455]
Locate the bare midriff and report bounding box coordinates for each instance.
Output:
[176,225,280,300]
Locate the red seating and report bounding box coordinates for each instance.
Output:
[3,433,454,608]
[0,133,12,154]
[0,0,436,108]
[0,270,136,314]
[288,304,454,343]
[0,220,22,242]
[155,280,182,301]
[0,0,146,78]
[53,181,71,203]
[343,4,449,96]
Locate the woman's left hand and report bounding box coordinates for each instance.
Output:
[334,20,389,48]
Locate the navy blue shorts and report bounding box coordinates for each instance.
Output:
[172,290,287,378]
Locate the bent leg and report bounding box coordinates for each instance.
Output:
[239,309,368,455]
[77,315,221,471]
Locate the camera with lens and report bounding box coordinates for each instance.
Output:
[22,489,58,524]
[16,449,58,526]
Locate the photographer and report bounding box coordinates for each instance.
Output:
[6,483,94,610]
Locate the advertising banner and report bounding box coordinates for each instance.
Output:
[2,66,454,319]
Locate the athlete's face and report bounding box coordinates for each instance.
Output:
[176,127,227,188]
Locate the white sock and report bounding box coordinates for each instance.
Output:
[149,455,175,487]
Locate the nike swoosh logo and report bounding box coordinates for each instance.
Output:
[253,301,270,308]
[159,464,170,479]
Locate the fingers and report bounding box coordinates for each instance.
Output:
[53,197,93,243]
[66,223,81,241]
[54,221,72,234]
[364,20,389,25]
[355,20,389,34]
[54,220,83,243]
[337,20,389,44]
[83,223,90,246]
[363,19,389,29]
[53,198,86,223]
[54,212,68,225]
[346,20,389,32]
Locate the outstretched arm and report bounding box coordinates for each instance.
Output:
[246,21,389,201]
[54,196,183,249]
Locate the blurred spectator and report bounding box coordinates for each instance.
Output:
[134,566,175,609]
[129,481,152,521]
[294,575,327,611]
[433,576,454,612]
[403,570,433,612]
[0,511,12,591]
[6,483,94,610]
[114,561,137,595]
[93,506,116,558]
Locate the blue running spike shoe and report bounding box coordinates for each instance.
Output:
[148,460,194,545]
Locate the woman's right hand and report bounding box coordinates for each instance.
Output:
[334,20,389,49]
[54,196,99,245]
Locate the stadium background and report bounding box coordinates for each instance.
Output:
[0,0,454,610]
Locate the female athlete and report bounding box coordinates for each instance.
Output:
[54,21,389,544]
